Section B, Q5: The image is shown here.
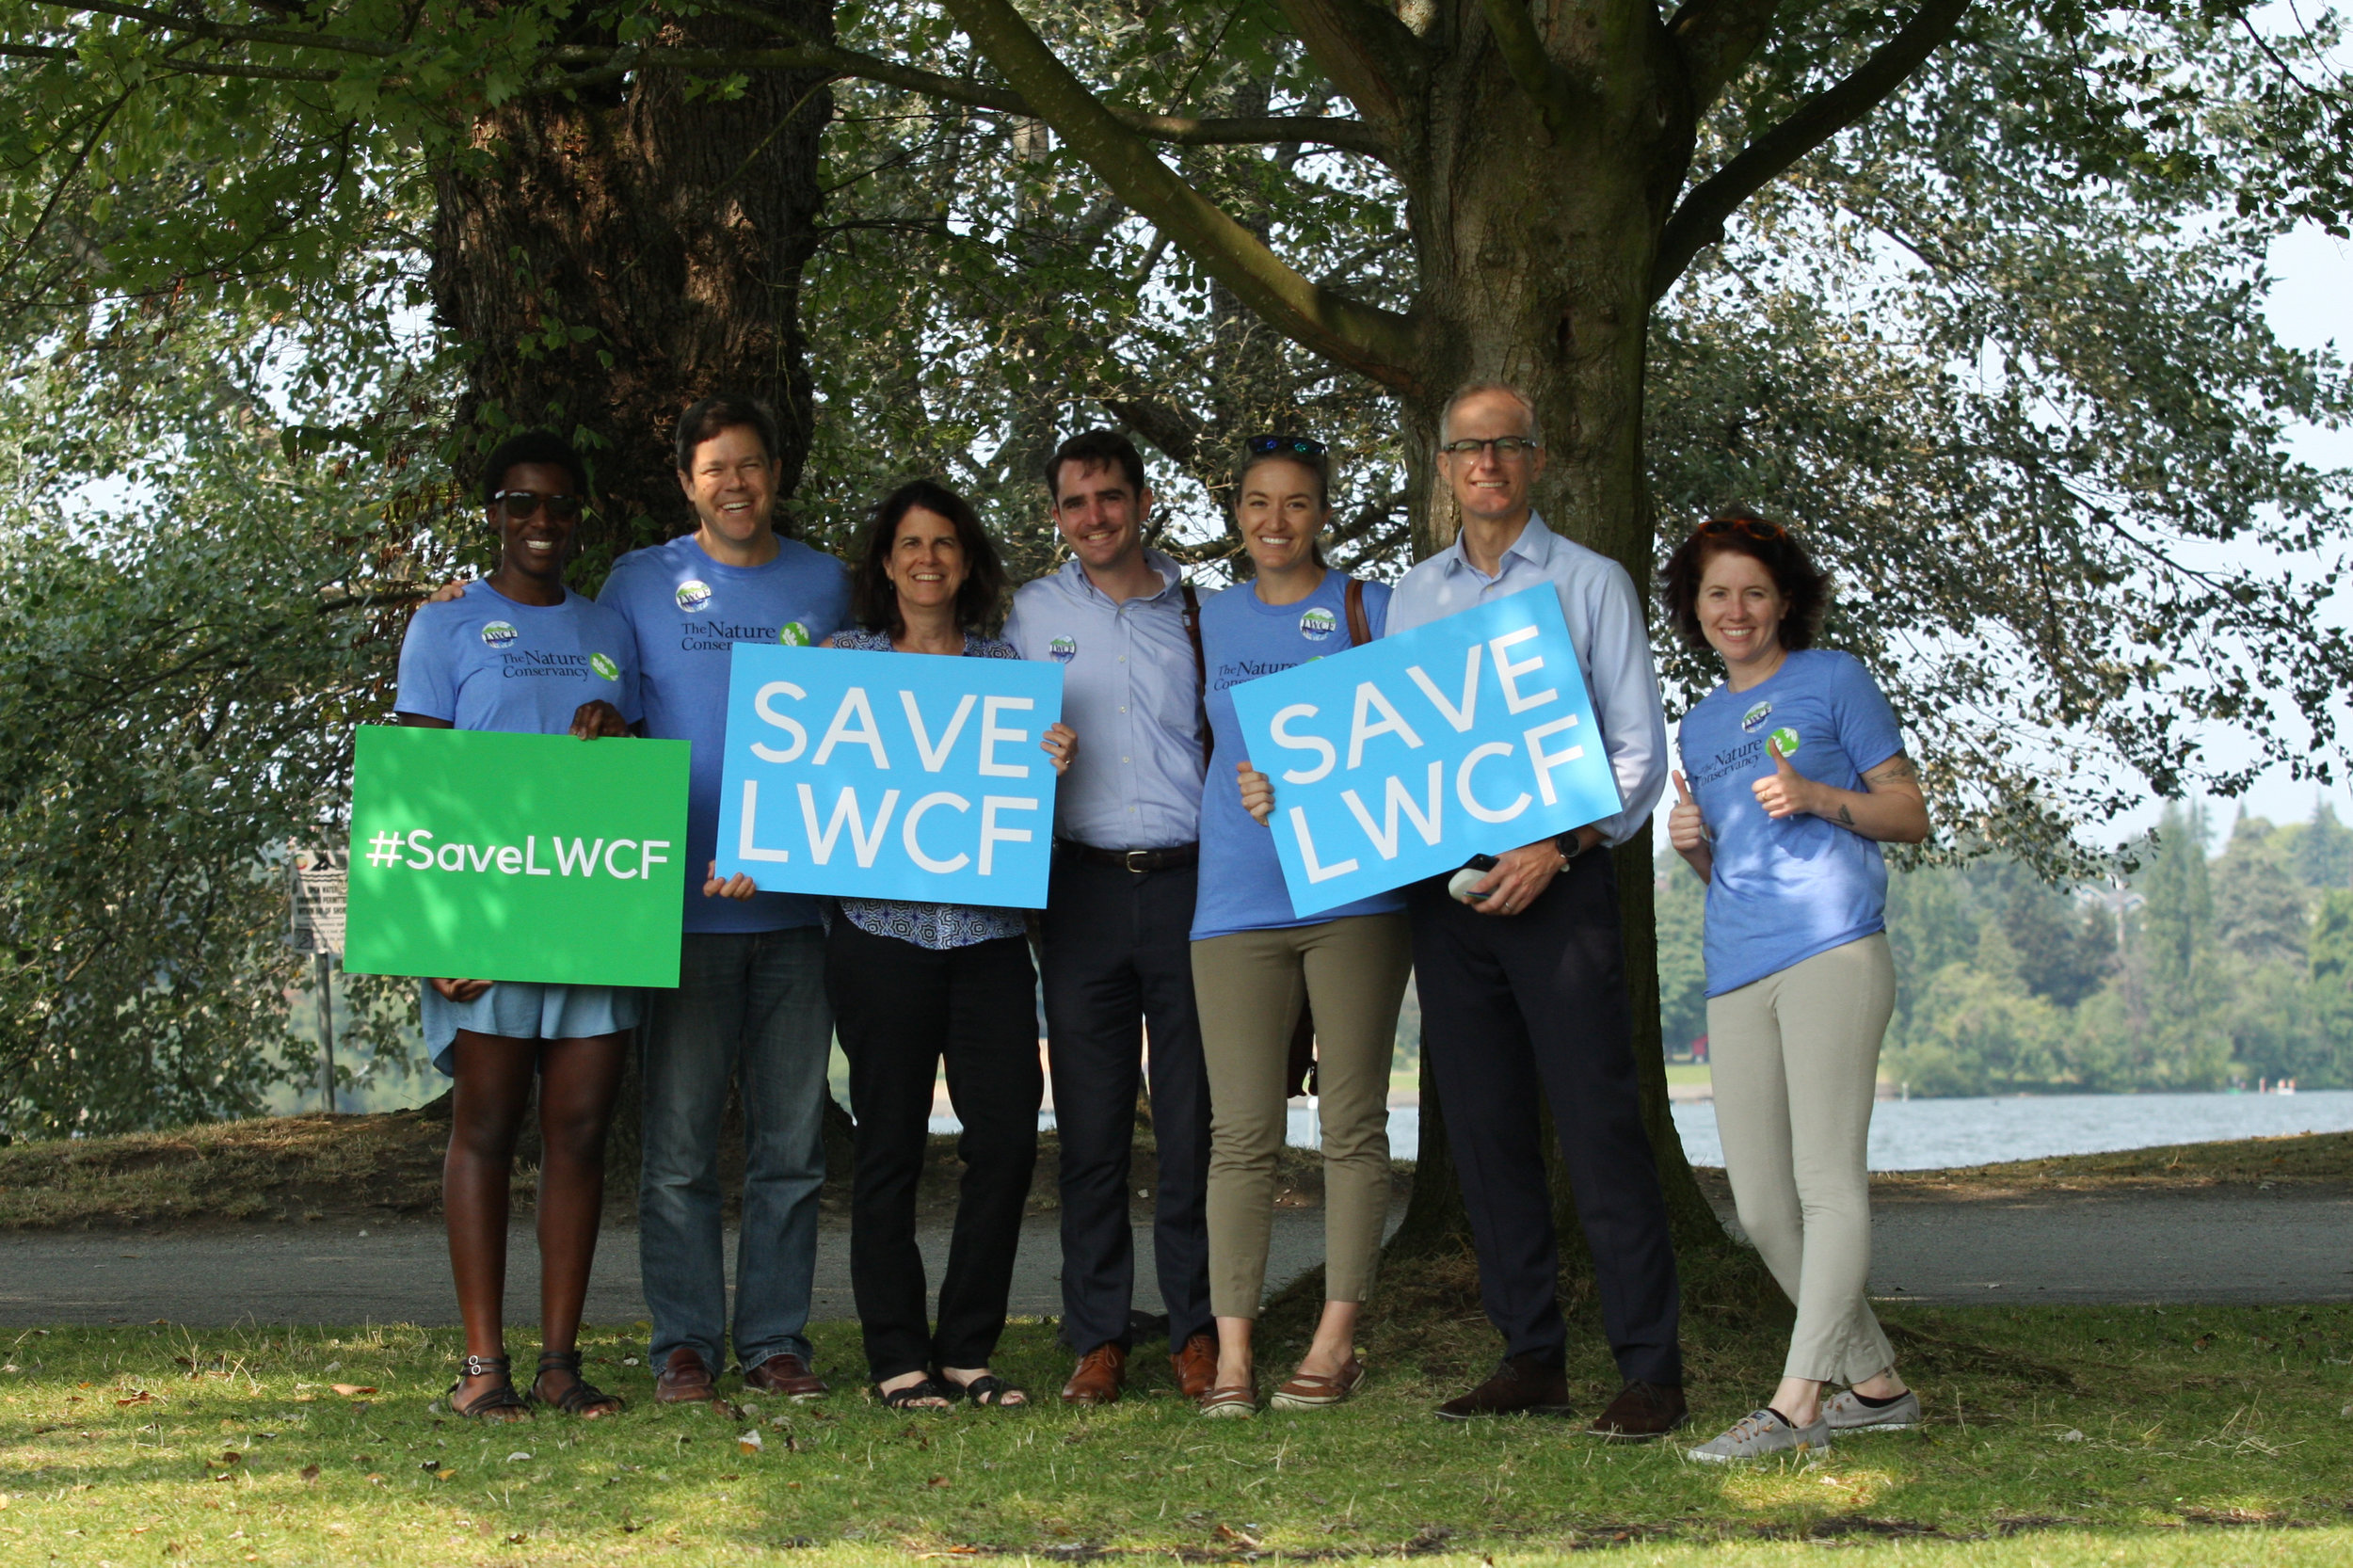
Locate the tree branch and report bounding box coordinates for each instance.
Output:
[1650,0,1971,301]
[1266,0,1427,134]
[936,0,1422,391]
[1665,0,1785,111]
[59,0,402,57]
[1476,0,1571,138]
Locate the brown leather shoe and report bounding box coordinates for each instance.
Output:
[1434,1353,1576,1420]
[1060,1343,1127,1405]
[743,1353,829,1401]
[1588,1380,1689,1442]
[654,1347,724,1407]
[1169,1332,1218,1401]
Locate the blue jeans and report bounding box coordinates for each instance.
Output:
[638,927,832,1377]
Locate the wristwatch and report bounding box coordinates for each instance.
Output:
[1553,830,1591,870]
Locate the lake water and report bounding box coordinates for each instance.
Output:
[1270,1088,2353,1170]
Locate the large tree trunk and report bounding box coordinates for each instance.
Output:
[1383,35,1727,1265]
[427,6,834,559]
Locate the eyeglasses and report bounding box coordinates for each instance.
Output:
[1248,435,1327,457]
[1438,436,1540,458]
[491,489,585,522]
[1694,515,1785,541]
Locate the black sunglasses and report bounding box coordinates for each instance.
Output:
[491,489,586,522]
[1247,435,1327,457]
[1695,514,1785,541]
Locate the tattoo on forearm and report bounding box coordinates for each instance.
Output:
[1836,804,1856,826]
[1865,755,1918,785]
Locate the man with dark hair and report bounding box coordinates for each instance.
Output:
[1000,429,1218,1406]
[597,396,852,1408]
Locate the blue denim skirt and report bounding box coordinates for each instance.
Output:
[421,981,643,1076]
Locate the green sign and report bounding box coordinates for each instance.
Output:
[344,726,691,988]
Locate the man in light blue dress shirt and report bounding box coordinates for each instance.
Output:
[1388,385,1687,1439]
[1000,429,1219,1406]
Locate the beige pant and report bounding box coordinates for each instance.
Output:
[1193,913,1413,1318]
[1707,933,1898,1384]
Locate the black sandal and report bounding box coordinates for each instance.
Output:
[447,1353,531,1422]
[874,1375,956,1410]
[531,1350,627,1418]
[943,1371,1027,1407]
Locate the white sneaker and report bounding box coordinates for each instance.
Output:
[1824,1387,1921,1432]
[1686,1407,1831,1463]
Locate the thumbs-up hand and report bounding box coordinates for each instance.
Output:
[1750,735,1814,820]
[1667,770,1708,853]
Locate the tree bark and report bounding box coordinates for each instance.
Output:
[427,5,835,558]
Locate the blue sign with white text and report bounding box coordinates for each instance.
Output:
[714,644,1063,908]
[1229,588,1622,917]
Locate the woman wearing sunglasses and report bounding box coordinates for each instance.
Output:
[394,430,643,1423]
[1659,509,1929,1462]
[1195,438,1413,1416]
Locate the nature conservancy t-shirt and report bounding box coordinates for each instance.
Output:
[1191,573,1405,941]
[598,533,852,934]
[394,580,642,736]
[1676,648,1905,996]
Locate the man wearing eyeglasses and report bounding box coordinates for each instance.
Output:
[1388,383,1686,1440]
[596,396,853,1411]
[1000,428,1218,1407]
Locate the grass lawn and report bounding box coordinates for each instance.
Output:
[4,1287,2347,1566]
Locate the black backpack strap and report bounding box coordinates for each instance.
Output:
[1180,580,1212,762]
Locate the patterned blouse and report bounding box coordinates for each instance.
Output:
[829,628,1033,951]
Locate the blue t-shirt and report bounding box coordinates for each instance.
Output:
[1676,648,1906,996]
[599,534,852,934]
[394,581,642,735]
[1192,573,1406,941]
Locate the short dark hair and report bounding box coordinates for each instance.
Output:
[1045,428,1146,502]
[1660,507,1831,654]
[1233,443,1333,568]
[480,430,587,508]
[674,395,780,472]
[852,480,1008,636]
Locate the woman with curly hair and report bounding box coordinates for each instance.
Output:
[1659,510,1929,1463]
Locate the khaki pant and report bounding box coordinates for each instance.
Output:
[1707,933,1898,1384]
[1193,913,1413,1318]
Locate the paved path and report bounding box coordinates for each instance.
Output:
[1,1188,2345,1327]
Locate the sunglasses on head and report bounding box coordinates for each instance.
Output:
[1695,514,1785,541]
[491,489,585,522]
[1248,435,1327,457]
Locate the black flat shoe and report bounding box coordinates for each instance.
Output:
[531,1350,626,1418]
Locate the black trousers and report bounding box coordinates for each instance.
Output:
[827,920,1041,1381]
[1406,852,1683,1387]
[1039,850,1214,1352]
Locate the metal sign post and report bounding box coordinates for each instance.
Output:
[287,841,348,1114]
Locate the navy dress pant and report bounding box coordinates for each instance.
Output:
[1405,851,1683,1387]
[1040,851,1214,1352]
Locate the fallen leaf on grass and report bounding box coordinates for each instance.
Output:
[216,1451,242,1465]
[738,1430,764,1455]
[298,1465,320,1483]
[366,1473,386,1487]
[506,1451,532,1463]
[1213,1525,1261,1549]
[330,1384,376,1397]
[117,1391,152,1406]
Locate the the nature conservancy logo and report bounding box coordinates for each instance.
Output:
[1048,635,1078,664]
[1769,726,1801,757]
[481,621,520,648]
[778,622,811,647]
[1299,606,1337,642]
[1741,699,1772,732]
[590,653,620,680]
[676,580,714,612]
[363,828,673,882]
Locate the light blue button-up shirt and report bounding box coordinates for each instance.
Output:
[1002,550,1206,850]
[1387,513,1668,847]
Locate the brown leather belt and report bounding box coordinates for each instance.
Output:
[1060,840,1200,873]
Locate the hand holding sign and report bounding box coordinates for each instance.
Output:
[1751,734,1814,820]
[1668,769,1708,852]
[1238,760,1275,826]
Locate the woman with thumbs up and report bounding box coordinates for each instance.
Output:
[1660,510,1929,1464]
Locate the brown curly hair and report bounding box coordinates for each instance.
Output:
[1659,508,1830,654]
[850,480,1008,636]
